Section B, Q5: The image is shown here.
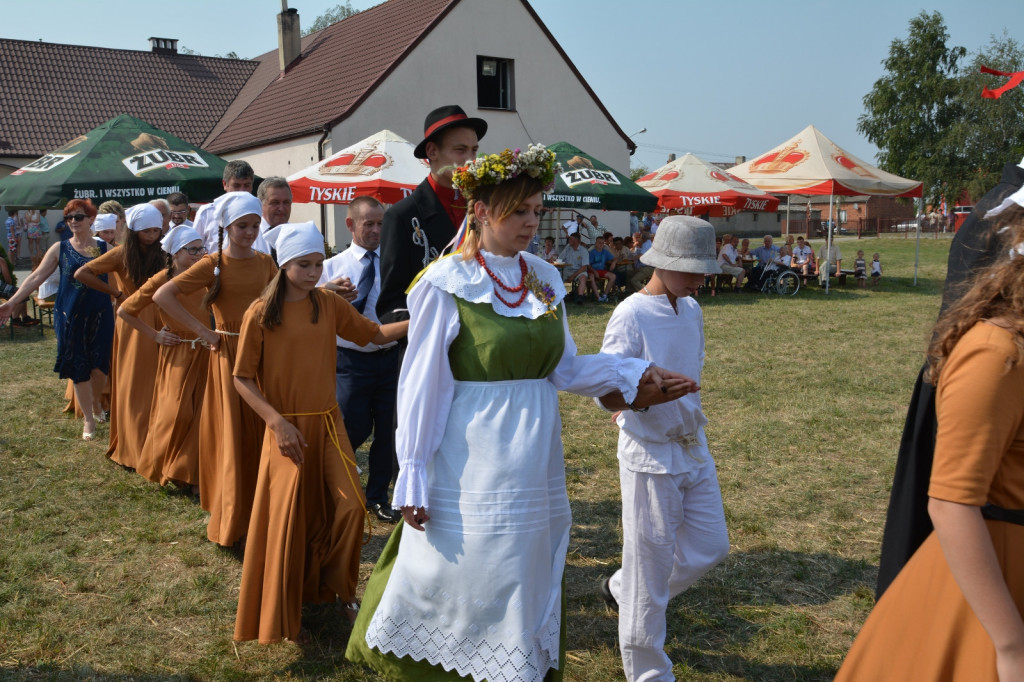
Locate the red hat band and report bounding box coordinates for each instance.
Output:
[424,113,469,140]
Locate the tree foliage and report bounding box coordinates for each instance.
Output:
[858,11,966,205]
[946,32,1024,201]
[629,164,650,182]
[860,12,1024,206]
[303,2,359,35]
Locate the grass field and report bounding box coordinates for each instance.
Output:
[0,234,952,680]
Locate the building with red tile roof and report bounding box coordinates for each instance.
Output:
[1,0,637,242]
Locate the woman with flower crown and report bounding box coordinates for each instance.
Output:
[346,145,692,682]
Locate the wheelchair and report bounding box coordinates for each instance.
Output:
[757,265,800,296]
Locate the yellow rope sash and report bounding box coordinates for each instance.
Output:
[279,406,373,543]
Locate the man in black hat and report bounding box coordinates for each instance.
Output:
[377,105,487,324]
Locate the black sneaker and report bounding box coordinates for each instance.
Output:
[367,502,401,523]
[600,577,618,612]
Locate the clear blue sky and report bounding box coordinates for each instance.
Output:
[4,0,1021,172]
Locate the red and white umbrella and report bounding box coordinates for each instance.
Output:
[287,129,429,204]
[727,125,921,197]
[636,153,779,216]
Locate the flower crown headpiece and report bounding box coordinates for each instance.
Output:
[452,144,561,198]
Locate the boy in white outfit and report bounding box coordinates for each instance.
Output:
[597,215,731,682]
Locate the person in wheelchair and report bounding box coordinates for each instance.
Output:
[758,245,800,295]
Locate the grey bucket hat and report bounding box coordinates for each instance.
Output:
[640,215,721,274]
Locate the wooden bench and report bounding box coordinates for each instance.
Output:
[33,296,55,327]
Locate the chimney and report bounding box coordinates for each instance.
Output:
[149,37,179,54]
[735,155,746,165]
[667,153,676,163]
[278,1,302,72]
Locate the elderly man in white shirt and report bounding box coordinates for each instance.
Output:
[318,195,401,523]
[250,177,293,255]
[716,233,746,290]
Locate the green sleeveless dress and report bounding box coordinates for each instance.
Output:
[348,292,568,682]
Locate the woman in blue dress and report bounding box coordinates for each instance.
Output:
[0,200,114,440]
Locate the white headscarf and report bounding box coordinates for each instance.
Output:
[161,225,203,255]
[214,191,262,231]
[984,186,1024,220]
[263,221,323,266]
[125,203,163,232]
[91,213,118,234]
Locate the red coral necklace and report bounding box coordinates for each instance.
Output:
[475,251,528,307]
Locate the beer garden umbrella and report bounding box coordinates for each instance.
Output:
[286,129,428,205]
[728,124,922,293]
[0,114,242,208]
[636,152,779,217]
[543,141,658,212]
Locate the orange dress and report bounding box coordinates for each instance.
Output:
[836,323,1024,681]
[86,246,160,469]
[120,270,208,486]
[173,252,277,546]
[233,290,378,644]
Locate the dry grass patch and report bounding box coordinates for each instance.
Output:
[1,235,949,680]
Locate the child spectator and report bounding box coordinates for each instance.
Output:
[778,244,793,268]
[855,250,867,288]
[597,215,730,682]
[589,235,617,302]
[871,252,882,286]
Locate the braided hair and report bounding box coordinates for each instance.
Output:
[201,222,225,309]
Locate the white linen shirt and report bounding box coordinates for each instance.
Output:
[793,244,813,264]
[717,243,739,266]
[599,292,710,475]
[317,242,392,351]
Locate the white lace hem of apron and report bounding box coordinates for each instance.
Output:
[364,601,561,682]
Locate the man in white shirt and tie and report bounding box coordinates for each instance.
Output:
[319,196,401,523]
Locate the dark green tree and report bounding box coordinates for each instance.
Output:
[303,2,359,35]
[858,11,966,204]
[945,32,1024,202]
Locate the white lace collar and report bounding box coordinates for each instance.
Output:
[422,249,566,319]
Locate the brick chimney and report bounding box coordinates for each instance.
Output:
[149,37,179,54]
[278,1,301,72]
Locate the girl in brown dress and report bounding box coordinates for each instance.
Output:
[117,225,208,488]
[836,195,1024,681]
[74,204,166,465]
[153,192,277,547]
[230,222,408,644]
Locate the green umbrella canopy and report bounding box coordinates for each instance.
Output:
[0,114,246,208]
[543,141,657,213]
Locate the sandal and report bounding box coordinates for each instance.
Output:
[94,412,107,424]
[82,429,95,441]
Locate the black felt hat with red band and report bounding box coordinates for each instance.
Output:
[413,105,488,159]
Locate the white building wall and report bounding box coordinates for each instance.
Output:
[230,0,635,248]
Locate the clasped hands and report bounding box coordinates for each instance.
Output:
[322,276,358,302]
[633,365,699,409]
